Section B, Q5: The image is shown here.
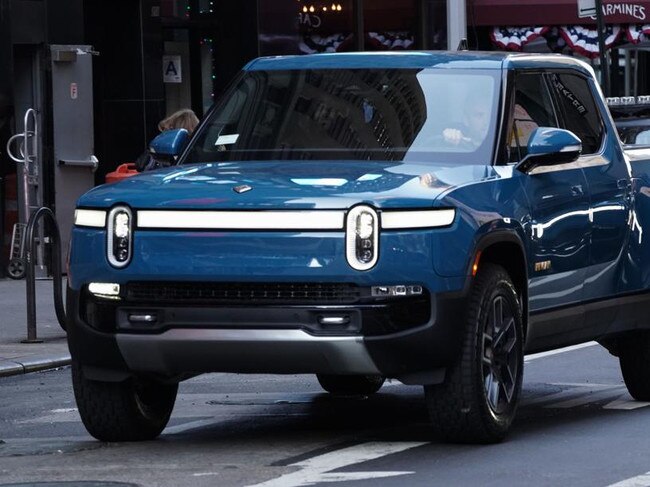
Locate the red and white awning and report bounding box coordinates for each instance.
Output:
[473,0,650,26]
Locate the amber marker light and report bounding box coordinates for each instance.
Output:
[472,251,482,277]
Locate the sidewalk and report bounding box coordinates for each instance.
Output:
[0,278,70,377]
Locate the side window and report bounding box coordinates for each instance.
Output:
[508,73,558,162]
[548,73,604,154]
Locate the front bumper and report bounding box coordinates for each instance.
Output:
[67,284,468,384]
[117,328,380,375]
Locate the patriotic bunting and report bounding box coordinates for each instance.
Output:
[626,24,650,43]
[366,31,415,50]
[558,25,622,58]
[300,33,351,54]
[491,24,649,57]
[490,26,550,51]
[300,31,415,54]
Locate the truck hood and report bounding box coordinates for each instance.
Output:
[79,160,494,210]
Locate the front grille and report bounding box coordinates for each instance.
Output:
[126,282,362,305]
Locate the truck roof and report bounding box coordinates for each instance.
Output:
[244,51,594,77]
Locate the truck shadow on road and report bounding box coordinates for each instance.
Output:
[162,381,643,447]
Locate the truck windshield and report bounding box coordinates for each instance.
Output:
[183,68,500,165]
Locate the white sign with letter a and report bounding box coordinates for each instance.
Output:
[163,55,182,83]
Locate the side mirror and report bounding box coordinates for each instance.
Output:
[149,129,190,162]
[516,127,582,174]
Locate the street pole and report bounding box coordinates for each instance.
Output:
[447,0,467,50]
[353,0,364,51]
[594,0,610,96]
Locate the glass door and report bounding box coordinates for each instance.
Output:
[161,0,218,118]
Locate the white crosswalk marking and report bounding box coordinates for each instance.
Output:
[246,441,427,487]
[164,418,223,435]
[606,471,650,487]
[521,384,633,409]
[521,384,611,407]
[544,386,626,409]
[603,397,650,410]
[522,383,650,410]
[524,341,598,362]
[521,389,584,408]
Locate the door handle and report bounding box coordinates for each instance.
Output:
[58,155,99,171]
[570,185,584,196]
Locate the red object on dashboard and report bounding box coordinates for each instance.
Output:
[105,163,138,184]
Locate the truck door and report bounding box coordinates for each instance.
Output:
[547,72,632,330]
[507,72,590,344]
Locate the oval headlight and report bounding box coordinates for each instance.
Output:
[107,206,133,268]
[346,205,379,271]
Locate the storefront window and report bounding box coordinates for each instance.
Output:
[259,0,424,55]
[163,29,192,115]
[426,0,447,50]
[200,36,216,113]
[162,28,216,117]
[363,0,417,51]
[160,0,191,20]
[258,0,354,55]
[161,0,217,20]
[198,0,215,15]
[298,0,354,54]
[258,0,302,55]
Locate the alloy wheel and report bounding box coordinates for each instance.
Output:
[481,295,518,415]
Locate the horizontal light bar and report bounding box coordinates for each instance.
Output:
[381,209,455,230]
[74,209,107,228]
[136,210,345,230]
[88,282,121,300]
[75,208,456,231]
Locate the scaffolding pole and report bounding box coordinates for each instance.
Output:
[447,0,467,50]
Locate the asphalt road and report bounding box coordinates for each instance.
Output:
[1,343,649,487]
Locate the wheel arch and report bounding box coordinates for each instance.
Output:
[473,232,529,339]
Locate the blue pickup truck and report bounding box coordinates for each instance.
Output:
[68,51,650,444]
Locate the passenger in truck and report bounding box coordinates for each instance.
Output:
[135,108,199,172]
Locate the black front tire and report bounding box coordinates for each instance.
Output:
[72,360,178,441]
[424,263,524,444]
[317,374,385,395]
[619,332,650,400]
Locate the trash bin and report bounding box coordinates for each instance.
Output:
[105,163,138,184]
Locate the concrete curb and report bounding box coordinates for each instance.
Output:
[0,354,71,378]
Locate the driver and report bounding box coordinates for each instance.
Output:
[442,94,491,149]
